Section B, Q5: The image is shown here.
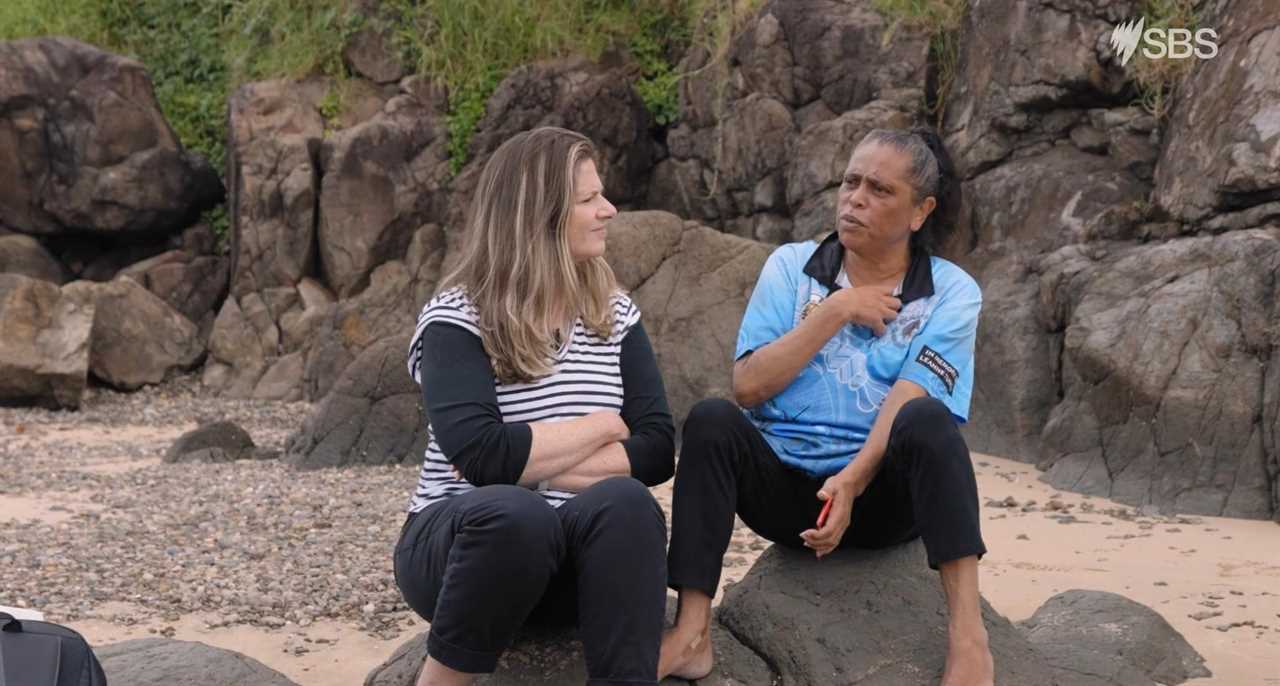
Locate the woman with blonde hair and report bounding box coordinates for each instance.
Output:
[395,126,675,686]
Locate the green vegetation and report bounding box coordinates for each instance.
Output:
[2,0,746,183]
[1130,0,1200,123]
[870,0,967,127]
[380,0,719,172]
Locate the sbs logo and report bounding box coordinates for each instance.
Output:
[1110,17,1219,66]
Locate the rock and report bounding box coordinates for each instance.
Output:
[449,56,658,228]
[204,295,273,397]
[118,249,229,328]
[301,259,420,400]
[1020,590,1210,685]
[612,219,772,427]
[1151,0,1280,227]
[226,79,326,297]
[62,277,203,391]
[0,273,94,408]
[0,234,68,283]
[960,256,1056,462]
[253,352,305,401]
[957,147,1148,255]
[365,597,773,686]
[602,211,685,291]
[97,638,299,686]
[0,38,223,237]
[163,421,256,464]
[78,242,173,282]
[649,1,928,240]
[343,25,407,84]
[942,0,1138,178]
[1037,230,1280,519]
[286,333,426,469]
[317,90,450,297]
[717,541,1050,685]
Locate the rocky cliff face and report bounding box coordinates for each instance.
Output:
[2,0,1276,519]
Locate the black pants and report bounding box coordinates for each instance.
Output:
[394,477,667,684]
[668,396,986,596]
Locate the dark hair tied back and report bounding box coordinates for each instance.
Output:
[907,126,961,256]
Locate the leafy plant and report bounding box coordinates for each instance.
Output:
[1130,0,1200,124]
[871,0,967,127]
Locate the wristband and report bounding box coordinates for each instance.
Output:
[536,479,549,491]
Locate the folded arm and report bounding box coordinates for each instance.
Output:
[418,322,625,487]
[545,322,676,491]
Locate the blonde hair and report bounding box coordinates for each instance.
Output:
[439,127,620,384]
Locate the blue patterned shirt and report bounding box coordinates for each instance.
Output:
[735,232,982,478]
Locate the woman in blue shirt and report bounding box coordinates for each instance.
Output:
[660,128,993,686]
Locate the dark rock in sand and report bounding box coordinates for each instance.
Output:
[97,638,299,686]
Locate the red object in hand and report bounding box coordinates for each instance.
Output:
[816,498,833,528]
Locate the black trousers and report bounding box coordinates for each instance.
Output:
[394,477,667,684]
[667,396,986,596]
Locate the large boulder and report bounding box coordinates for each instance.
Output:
[434,55,660,265]
[0,273,94,408]
[1151,0,1280,230]
[454,57,658,219]
[960,256,1057,463]
[317,90,450,298]
[202,293,280,397]
[717,542,1050,685]
[300,254,435,401]
[950,145,1147,460]
[606,214,773,427]
[0,38,222,237]
[365,597,775,686]
[226,79,326,298]
[63,277,203,391]
[648,0,929,243]
[0,234,67,283]
[97,638,299,686]
[1020,590,1210,686]
[1037,229,1280,519]
[937,0,1159,468]
[118,249,229,334]
[941,0,1141,178]
[285,333,427,469]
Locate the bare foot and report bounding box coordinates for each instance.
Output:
[657,627,713,680]
[941,634,994,686]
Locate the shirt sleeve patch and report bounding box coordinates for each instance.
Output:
[915,345,958,395]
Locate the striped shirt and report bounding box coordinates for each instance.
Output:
[405,286,644,512]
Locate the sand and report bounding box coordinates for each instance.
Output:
[3,413,1276,685]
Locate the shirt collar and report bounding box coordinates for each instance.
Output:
[801,231,934,304]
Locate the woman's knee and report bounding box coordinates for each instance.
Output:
[892,396,955,435]
[465,485,562,550]
[890,396,968,460]
[586,477,666,539]
[682,397,745,444]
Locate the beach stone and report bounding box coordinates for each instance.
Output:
[163,420,255,464]
[97,638,299,686]
[1020,590,1211,685]
[717,541,1049,685]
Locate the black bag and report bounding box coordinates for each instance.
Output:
[0,612,107,686]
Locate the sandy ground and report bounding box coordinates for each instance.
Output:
[2,417,1277,685]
